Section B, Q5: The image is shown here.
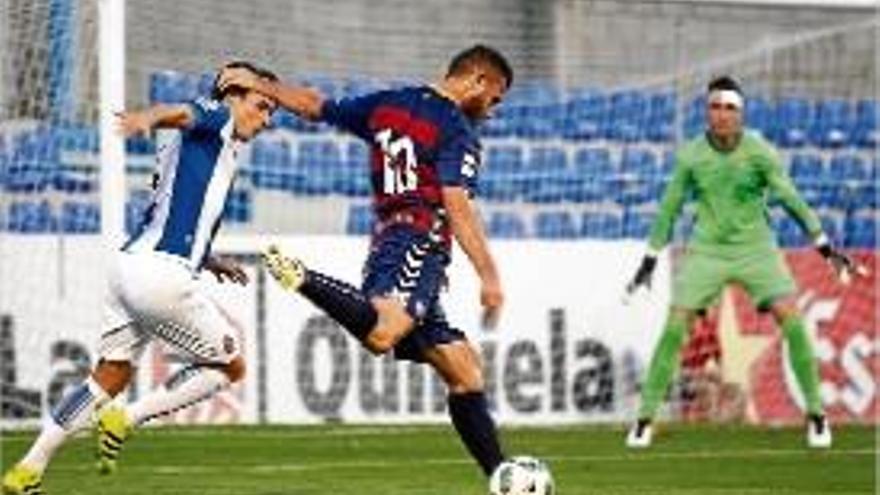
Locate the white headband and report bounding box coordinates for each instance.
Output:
[708,89,744,110]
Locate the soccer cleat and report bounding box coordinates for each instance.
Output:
[625,418,653,448]
[2,464,43,495]
[261,245,306,292]
[807,414,832,449]
[96,404,133,475]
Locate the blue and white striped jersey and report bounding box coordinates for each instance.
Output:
[124,98,243,270]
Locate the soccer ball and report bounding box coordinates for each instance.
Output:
[488,456,555,495]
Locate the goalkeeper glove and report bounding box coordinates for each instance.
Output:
[815,234,866,285]
[626,254,658,295]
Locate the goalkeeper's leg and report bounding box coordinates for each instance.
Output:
[627,308,695,448]
[769,299,830,448]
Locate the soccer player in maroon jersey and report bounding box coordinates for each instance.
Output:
[219,45,512,477]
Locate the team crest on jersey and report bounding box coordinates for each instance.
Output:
[195,96,221,111]
[462,153,478,178]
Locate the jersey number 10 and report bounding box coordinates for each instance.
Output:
[375,129,418,195]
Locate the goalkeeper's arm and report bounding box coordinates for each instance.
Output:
[627,153,690,294]
[764,146,866,283]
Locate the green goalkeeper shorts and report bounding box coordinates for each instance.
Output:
[672,242,797,310]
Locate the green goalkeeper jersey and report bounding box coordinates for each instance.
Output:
[648,130,822,251]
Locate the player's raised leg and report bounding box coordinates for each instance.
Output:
[263,245,414,353]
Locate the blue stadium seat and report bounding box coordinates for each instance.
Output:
[853,100,877,148]
[622,209,653,239]
[562,89,607,141]
[485,145,524,175]
[745,97,773,136]
[8,200,57,233]
[52,168,98,193]
[682,96,706,139]
[125,189,152,235]
[788,153,825,186]
[773,97,812,147]
[828,154,867,182]
[222,189,252,223]
[487,211,526,239]
[606,90,648,142]
[619,148,658,178]
[149,71,196,104]
[298,140,342,169]
[345,204,374,235]
[60,200,100,233]
[844,214,876,248]
[772,215,806,247]
[333,141,371,197]
[573,147,613,179]
[580,211,622,239]
[248,139,293,190]
[528,146,568,176]
[810,99,853,148]
[817,211,841,244]
[534,211,578,239]
[645,92,676,142]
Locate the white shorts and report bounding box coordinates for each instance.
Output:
[99,251,242,364]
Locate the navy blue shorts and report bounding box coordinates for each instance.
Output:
[361,226,466,362]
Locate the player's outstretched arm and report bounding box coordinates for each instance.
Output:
[116,104,194,137]
[218,66,324,121]
[443,186,503,328]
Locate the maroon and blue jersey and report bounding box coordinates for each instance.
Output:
[320,86,480,253]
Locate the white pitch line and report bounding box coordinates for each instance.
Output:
[43,448,874,475]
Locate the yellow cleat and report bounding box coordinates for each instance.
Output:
[95,404,133,475]
[261,245,306,292]
[2,464,43,495]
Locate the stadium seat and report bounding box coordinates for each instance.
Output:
[222,189,252,223]
[828,154,867,182]
[744,97,773,136]
[644,92,676,142]
[788,153,825,186]
[853,99,877,148]
[8,200,57,233]
[619,148,658,178]
[487,211,526,239]
[810,99,852,148]
[534,211,578,239]
[772,215,806,247]
[485,145,524,175]
[125,189,152,235]
[606,90,648,142]
[149,70,196,104]
[573,147,614,179]
[682,96,706,139]
[527,146,568,177]
[248,139,294,190]
[622,209,653,239]
[580,211,622,239]
[844,214,876,248]
[773,97,812,147]
[60,200,100,233]
[562,89,607,141]
[52,168,98,193]
[345,204,374,236]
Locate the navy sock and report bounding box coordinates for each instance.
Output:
[448,392,505,476]
[300,269,377,341]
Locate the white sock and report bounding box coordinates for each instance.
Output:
[127,366,229,425]
[21,378,110,473]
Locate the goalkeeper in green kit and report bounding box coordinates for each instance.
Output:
[624,76,865,449]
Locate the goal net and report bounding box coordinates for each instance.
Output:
[1,0,876,427]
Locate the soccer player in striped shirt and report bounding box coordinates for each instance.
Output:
[2,62,278,495]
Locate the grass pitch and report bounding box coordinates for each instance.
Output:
[1,423,875,494]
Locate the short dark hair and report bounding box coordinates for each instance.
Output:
[211,60,278,100]
[707,75,743,95]
[446,44,514,89]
